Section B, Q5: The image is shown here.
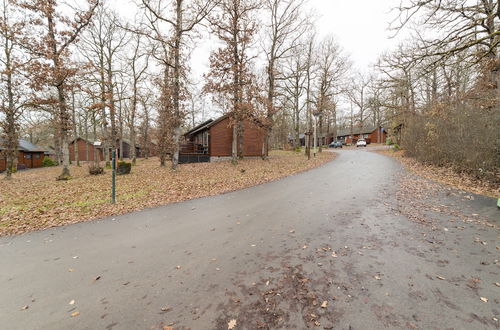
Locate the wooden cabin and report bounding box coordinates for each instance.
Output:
[180,114,265,163]
[69,137,105,162]
[69,137,144,161]
[0,139,46,171]
[335,127,387,145]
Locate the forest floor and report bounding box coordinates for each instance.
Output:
[373,148,500,198]
[0,150,335,236]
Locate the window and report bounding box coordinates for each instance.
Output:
[24,154,32,159]
[35,154,40,159]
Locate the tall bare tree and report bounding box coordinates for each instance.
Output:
[141,0,216,169]
[205,0,260,163]
[0,0,26,179]
[262,0,309,158]
[315,36,348,152]
[15,0,98,180]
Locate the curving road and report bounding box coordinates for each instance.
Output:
[1,149,498,329]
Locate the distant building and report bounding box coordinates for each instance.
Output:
[334,126,387,145]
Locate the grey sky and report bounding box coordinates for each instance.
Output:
[113,0,407,79]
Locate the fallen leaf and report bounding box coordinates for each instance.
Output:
[175,265,181,269]
[321,300,328,308]
[374,275,381,280]
[480,297,488,302]
[163,327,173,330]
[436,276,446,280]
[21,305,29,310]
[68,268,74,272]
[302,245,308,249]
[71,311,80,317]
[495,282,500,287]
[314,321,321,326]
[69,300,75,305]
[93,276,101,281]
[289,229,295,233]
[228,319,237,329]
[161,306,171,312]
[331,251,338,258]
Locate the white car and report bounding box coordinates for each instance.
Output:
[356,139,367,147]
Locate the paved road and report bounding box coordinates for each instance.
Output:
[1,149,498,329]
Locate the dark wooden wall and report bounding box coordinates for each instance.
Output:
[209,117,264,157]
[69,139,104,162]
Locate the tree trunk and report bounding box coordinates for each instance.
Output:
[232,123,238,164]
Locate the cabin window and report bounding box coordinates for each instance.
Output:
[24,154,32,159]
[203,132,209,146]
[34,154,40,159]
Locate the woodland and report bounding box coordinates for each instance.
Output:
[0,0,498,185]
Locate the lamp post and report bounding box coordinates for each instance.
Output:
[313,112,320,156]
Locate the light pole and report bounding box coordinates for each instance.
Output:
[313,112,320,155]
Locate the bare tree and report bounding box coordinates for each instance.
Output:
[262,0,309,158]
[348,72,371,128]
[141,0,216,169]
[126,34,150,165]
[0,0,26,179]
[393,0,499,108]
[315,36,348,152]
[15,0,98,180]
[205,0,260,163]
[282,44,307,149]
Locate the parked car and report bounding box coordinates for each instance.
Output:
[356,139,367,147]
[329,141,343,148]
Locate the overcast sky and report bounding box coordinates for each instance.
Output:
[113,0,407,77]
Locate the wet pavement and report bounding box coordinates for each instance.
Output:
[0,149,498,329]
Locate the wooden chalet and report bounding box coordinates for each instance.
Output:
[0,139,46,172]
[69,137,105,162]
[69,137,144,162]
[180,114,265,163]
[335,126,387,145]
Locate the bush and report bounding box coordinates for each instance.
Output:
[88,164,104,175]
[117,161,131,175]
[393,144,400,151]
[386,137,394,145]
[42,156,57,167]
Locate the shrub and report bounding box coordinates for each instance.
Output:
[386,137,394,145]
[88,164,104,175]
[117,161,131,175]
[42,156,57,167]
[393,144,400,151]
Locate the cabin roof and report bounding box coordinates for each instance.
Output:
[0,139,46,152]
[336,126,383,137]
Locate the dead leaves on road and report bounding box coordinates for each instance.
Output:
[0,152,335,236]
[227,319,237,329]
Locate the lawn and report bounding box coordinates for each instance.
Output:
[0,151,335,236]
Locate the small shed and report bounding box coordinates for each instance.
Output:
[69,137,104,162]
[0,139,46,171]
[180,114,265,163]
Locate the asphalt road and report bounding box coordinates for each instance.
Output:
[1,149,499,329]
